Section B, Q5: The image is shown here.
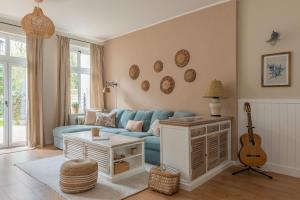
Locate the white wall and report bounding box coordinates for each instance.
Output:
[238,99,300,178]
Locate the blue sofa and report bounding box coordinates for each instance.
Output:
[53,109,195,165]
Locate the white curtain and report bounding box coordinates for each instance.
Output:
[57,36,71,126]
[26,36,44,147]
[90,44,104,110]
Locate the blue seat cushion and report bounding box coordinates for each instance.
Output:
[144,136,160,151]
[134,110,153,132]
[119,131,152,138]
[53,125,104,138]
[118,110,137,128]
[145,149,160,165]
[111,108,125,127]
[150,110,174,125]
[101,128,127,134]
[173,111,195,118]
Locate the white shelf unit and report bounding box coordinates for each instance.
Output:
[160,119,232,191]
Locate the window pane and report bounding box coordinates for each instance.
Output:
[80,74,90,110]
[81,53,90,68]
[70,52,78,67]
[0,64,4,145]
[11,65,27,144]
[10,40,26,58]
[0,38,5,55]
[71,72,80,111]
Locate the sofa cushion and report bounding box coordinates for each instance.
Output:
[111,108,125,127]
[101,128,128,134]
[53,125,104,138]
[126,120,144,132]
[95,112,116,127]
[118,110,137,128]
[144,136,160,151]
[145,149,160,165]
[173,111,195,118]
[150,110,174,125]
[119,131,152,138]
[134,110,153,132]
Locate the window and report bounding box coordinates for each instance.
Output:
[70,45,90,113]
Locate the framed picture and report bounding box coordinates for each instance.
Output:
[261,52,291,87]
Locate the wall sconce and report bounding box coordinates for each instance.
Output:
[266,30,280,46]
[102,81,118,93]
[103,81,118,108]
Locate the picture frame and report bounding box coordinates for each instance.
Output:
[261,52,291,87]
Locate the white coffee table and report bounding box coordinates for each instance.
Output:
[63,131,145,182]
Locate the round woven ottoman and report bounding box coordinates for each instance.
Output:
[60,159,98,194]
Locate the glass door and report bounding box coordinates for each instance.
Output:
[10,64,27,146]
[0,63,6,147]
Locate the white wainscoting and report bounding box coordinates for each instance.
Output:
[238,99,300,178]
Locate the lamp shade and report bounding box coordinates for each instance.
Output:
[102,87,110,93]
[21,6,55,38]
[204,79,224,98]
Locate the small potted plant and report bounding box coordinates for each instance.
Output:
[72,102,80,114]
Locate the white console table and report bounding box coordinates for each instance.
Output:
[159,116,232,191]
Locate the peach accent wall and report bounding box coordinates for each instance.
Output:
[104,1,237,158]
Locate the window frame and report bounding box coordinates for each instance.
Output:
[70,44,90,112]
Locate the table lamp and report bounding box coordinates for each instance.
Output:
[203,79,224,117]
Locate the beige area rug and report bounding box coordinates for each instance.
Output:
[16,156,149,200]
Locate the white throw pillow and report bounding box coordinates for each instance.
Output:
[148,119,160,137]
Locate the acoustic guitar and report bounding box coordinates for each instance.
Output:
[239,102,267,167]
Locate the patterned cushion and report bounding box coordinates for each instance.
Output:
[126,120,144,132]
[118,110,137,128]
[134,110,153,132]
[95,112,116,127]
[148,119,160,136]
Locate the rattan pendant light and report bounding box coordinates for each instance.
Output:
[21,0,55,38]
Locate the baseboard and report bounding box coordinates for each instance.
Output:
[180,160,234,192]
[232,161,300,178]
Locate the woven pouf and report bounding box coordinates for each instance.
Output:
[60,159,98,194]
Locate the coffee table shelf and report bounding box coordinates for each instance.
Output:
[63,131,145,182]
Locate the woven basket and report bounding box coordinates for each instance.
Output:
[148,165,180,195]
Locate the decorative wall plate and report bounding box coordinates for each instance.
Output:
[154,60,163,72]
[129,64,140,80]
[160,76,175,94]
[175,49,190,68]
[184,69,196,82]
[141,80,150,91]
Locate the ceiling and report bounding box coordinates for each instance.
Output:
[0,0,227,42]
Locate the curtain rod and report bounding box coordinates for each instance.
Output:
[56,34,92,44]
[0,21,95,45]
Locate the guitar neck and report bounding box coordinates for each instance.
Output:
[247,113,254,139]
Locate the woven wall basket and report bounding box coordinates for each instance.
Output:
[154,60,163,72]
[175,49,190,68]
[129,64,140,80]
[141,80,150,91]
[160,76,175,94]
[184,69,196,82]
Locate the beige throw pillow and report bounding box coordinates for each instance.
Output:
[84,110,97,125]
[95,112,116,127]
[148,119,160,136]
[126,120,144,132]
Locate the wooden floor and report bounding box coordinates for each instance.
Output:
[0,147,299,200]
